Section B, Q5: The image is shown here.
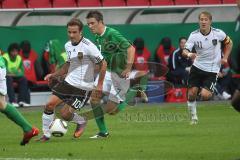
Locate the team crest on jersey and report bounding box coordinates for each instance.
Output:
[104,41,118,52]
[212,39,217,46]
[78,52,83,60]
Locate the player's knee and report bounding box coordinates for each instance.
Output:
[200,91,212,101]
[0,101,5,110]
[0,98,7,110]
[45,102,56,111]
[60,109,71,121]
[187,91,196,101]
[105,107,112,114]
[105,101,117,114]
[90,100,99,107]
[187,87,198,101]
[108,109,119,115]
[201,95,211,101]
[106,105,119,115]
[188,95,195,101]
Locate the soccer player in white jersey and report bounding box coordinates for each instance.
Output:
[37,18,106,141]
[182,11,233,124]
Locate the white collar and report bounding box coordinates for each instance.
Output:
[100,26,107,36]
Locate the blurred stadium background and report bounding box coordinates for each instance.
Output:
[0,0,239,105]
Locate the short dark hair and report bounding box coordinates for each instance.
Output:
[179,37,187,43]
[198,11,212,21]
[8,43,20,53]
[67,18,83,31]
[86,10,103,22]
[20,40,31,49]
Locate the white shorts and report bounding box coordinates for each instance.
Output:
[95,71,130,104]
[0,68,7,96]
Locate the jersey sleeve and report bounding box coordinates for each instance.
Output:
[217,29,227,41]
[57,52,67,68]
[184,33,195,52]
[87,43,104,64]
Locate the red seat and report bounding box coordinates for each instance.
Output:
[222,0,235,3]
[102,0,126,6]
[78,0,101,7]
[232,74,240,78]
[32,80,48,85]
[53,0,77,7]
[0,0,3,8]
[127,0,150,6]
[175,0,197,5]
[151,0,174,5]
[28,0,52,8]
[2,0,27,8]
[198,0,221,4]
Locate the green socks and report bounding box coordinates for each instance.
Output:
[125,89,137,105]
[117,101,127,111]
[139,75,148,91]
[92,74,148,134]
[95,117,108,134]
[92,103,108,134]
[1,104,32,132]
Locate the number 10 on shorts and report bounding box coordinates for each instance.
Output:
[72,98,83,110]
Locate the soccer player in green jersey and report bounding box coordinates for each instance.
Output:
[0,55,39,145]
[86,10,136,138]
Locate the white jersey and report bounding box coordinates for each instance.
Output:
[64,37,104,91]
[185,27,226,73]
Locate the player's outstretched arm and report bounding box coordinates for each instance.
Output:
[91,60,107,104]
[96,59,107,91]
[44,62,70,81]
[121,45,135,78]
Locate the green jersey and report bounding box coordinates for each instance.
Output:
[0,56,6,68]
[95,27,131,75]
[3,53,24,77]
[56,52,67,69]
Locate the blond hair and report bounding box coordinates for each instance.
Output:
[198,11,212,21]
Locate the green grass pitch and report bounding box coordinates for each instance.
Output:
[0,101,240,160]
